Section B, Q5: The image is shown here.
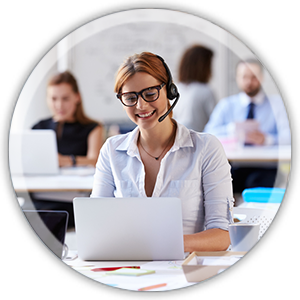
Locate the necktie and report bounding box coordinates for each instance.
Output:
[246,102,255,119]
[245,102,255,146]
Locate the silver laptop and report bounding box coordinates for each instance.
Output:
[9,130,59,175]
[73,197,185,261]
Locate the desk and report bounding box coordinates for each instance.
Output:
[223,144,291,166]
[11,167,95,193]
[12,174,94,193]
[63,231,193,291]
[11,146,291,193]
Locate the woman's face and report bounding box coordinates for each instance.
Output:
[47,83,80,122]
[121,72,169,131]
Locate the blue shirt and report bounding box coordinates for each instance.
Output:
[91,122,233,235]
[204,92,291,145]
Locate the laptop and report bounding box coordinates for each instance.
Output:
[9,130,59,175]
[73,197,185,261]
[23,210,69,259]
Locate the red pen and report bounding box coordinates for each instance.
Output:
[91,266,140,272]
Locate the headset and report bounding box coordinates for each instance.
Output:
[155,55,180,122]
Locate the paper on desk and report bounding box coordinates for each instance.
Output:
[95,269,193,291]
[140,260,184,270]
[197,256,242,266]
[106,268,155,276]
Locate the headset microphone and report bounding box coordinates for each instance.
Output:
[158,93,180,122]
[156,55,180,123]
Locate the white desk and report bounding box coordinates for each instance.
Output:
[11,167,95,192]
[224,144,291,163]
[11,146,291,193]
[12,174,94,192]
[63,231,196,291]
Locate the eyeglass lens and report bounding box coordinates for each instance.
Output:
[122,87,159,106]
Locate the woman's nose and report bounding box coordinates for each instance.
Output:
[54,99,63,109]
[136,95,148,110]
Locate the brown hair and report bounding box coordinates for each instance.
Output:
[48,71,97,125]
[114,52,173,118]
[178,45,214,84]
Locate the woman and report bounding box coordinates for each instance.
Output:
[173,45,216,132]
[31,71,103,227]
[91,52,233,252]
[32,71,103,167]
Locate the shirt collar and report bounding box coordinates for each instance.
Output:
[240,90,265,106]
[116,126,140,157]
[115,121,194,157]
[172,121,194,151]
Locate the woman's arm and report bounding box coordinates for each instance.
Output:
[90,137,116,197]
[58,125,104,167]
[184,228,230,252]
[184,134,233,252]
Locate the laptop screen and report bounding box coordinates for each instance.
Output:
[23,210,69,258]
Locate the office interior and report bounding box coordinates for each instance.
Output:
[8,10,291,289]
[10,12,290,189]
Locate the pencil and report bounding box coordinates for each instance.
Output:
[138,283,167,291]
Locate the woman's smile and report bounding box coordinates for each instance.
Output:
[136,110,156,119]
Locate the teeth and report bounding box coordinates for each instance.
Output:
[138,111,154,118]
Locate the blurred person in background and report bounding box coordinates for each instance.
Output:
[30,71,104,227]
[204,59,290,193]
[173,45,216,132]
[33,71,103,167]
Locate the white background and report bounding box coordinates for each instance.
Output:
[8,8,292,292]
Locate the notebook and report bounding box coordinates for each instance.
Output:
[73,197,185,261]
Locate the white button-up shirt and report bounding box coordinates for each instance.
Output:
[91,122,233,235]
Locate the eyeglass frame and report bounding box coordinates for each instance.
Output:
[116,83,166,107]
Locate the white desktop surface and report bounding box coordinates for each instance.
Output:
[11,146,291,193]
[11,167,95,192]
[63,231,196,291]
[223,144,291,163]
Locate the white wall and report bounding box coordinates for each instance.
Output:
[10,10,282,131]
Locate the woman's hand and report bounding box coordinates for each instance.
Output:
[58,153,73,167]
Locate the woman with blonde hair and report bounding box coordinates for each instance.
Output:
[91,52,233,252]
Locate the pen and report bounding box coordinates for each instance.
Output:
[91,266,140,272]
[138,283,167,291]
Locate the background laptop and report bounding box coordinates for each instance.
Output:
[9,130,59,175]
[73,197,185,261]
[23,210,69,259]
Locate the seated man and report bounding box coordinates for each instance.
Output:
[204,58,291,193]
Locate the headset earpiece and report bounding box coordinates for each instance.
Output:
[155,54,180,122]
[155,55,179,100]
[168,83,178,100]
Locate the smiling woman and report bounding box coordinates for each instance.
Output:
[91,52,234,252]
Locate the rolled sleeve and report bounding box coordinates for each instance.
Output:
[202,134,234,231]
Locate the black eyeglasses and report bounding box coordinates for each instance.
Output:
[117,83,165,107]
